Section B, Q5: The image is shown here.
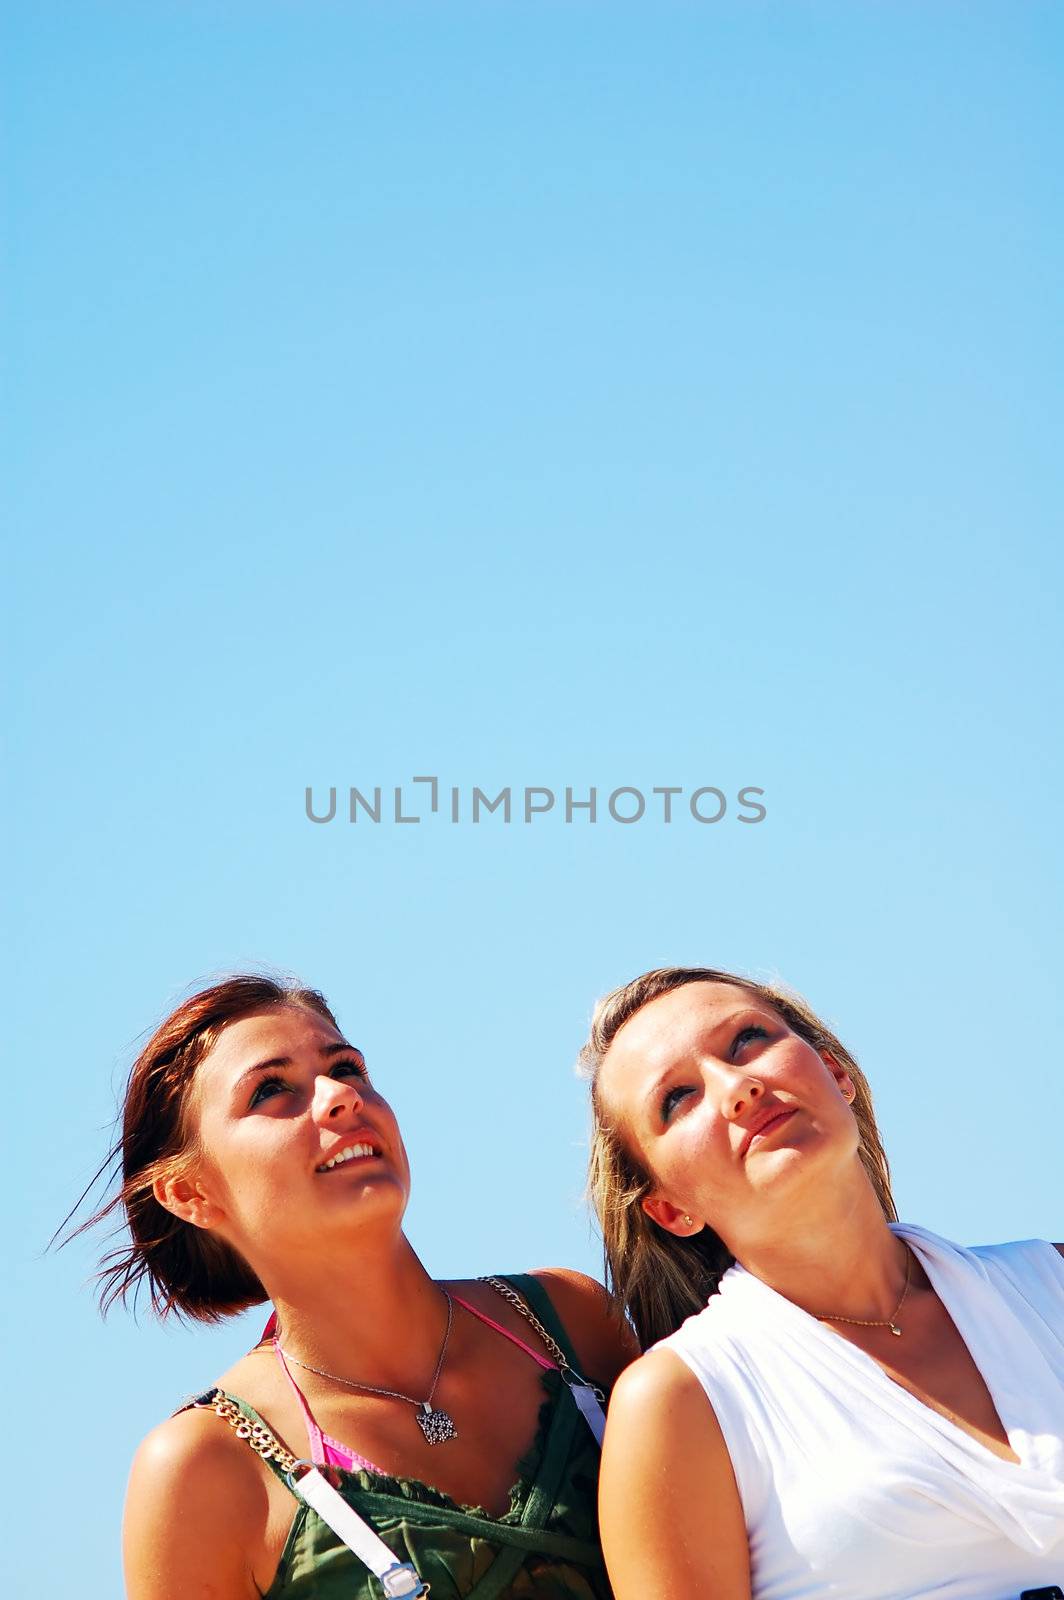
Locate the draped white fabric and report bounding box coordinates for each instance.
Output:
[659,1226,1064,1600]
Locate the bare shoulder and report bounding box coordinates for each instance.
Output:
[600,1348,750,1600]
[608,1342,710,1420]
[528,1266,640,1382]
[128,1405,268,1525]
[527,1264,613,1327]
[214,1340,279,1397]
[124,1408,271,1600]
[604,1347,733,1504]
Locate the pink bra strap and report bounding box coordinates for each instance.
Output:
[452,1294,557,1371]
[272,1339,328,1465]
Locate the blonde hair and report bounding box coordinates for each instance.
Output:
[580,966,896,1350]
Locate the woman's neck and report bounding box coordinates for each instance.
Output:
[727,1175,911,1323]
[263,1232,450,1392]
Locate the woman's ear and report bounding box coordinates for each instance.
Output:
[153,1168,225,1231]
[641,1192,703,1237]
[822,1050,856,1104]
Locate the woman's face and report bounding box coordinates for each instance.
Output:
[175,1004,411,1268]
[596,981,859,1252]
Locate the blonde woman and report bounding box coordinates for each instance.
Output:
[582,966,1064,1600]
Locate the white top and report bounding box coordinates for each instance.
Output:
[658,1225,1064,1600]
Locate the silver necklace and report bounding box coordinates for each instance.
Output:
[278,1290,458,1444]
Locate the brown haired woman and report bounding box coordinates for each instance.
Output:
[95,975,633,1599]
[582,966,1064,1600]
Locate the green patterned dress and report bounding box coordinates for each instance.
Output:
[190,1276,612,1600]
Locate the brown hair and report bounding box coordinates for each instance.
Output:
[580,966,896,1350]
[64,974,340,1322]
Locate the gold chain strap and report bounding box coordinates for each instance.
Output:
[479,1276,602,1397]
[190,1388,299,1474]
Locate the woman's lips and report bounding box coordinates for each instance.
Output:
[740,1108,797,1158]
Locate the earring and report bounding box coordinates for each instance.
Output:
[683,1214,694,1226]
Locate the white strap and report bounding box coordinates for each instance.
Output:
[292,1465,427,1596]
[568,1381,606,1446]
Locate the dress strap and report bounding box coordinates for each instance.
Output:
[482,1275,584,1374]
[480,1275,607,1445]
[180,1388,299,1490]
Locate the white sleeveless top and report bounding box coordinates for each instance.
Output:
[658,1225,1064,1600]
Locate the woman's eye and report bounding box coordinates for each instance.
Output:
[248,1059,368,1108]
[331,1059,368,1081]
[249,1075,287,1108]
[731,1025,769,1057]
[662,1084,694,1123]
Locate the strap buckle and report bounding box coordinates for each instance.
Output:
[561,1371,605,1402]
[381,1562,430,1597]
[283,1457,318,1494]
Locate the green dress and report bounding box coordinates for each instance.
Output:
[191,1276,611,1600]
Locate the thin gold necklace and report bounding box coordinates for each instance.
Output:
[815,1246,913,1338]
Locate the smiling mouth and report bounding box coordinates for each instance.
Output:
[316,1142,381,1173]
[741,1109,796,1157]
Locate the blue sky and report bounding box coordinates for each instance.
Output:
[6,4,1062,1594]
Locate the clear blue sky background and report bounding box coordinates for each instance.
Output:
[6,4,1062,1594]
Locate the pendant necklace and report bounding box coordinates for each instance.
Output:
[815,1245,913,1338]
[278,1289,459,1444]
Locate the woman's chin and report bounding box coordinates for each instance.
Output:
[744,1128,835,1193]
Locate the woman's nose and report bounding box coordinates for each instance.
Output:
[721,1074,764,1121]
[312,1073,364,1122]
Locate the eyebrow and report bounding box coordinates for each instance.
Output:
[234,1041,363,1090]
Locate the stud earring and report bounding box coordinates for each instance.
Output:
[683,1214,694,1226]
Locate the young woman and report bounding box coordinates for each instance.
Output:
[582,966,1064,1600]
[93,975,634,1599]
